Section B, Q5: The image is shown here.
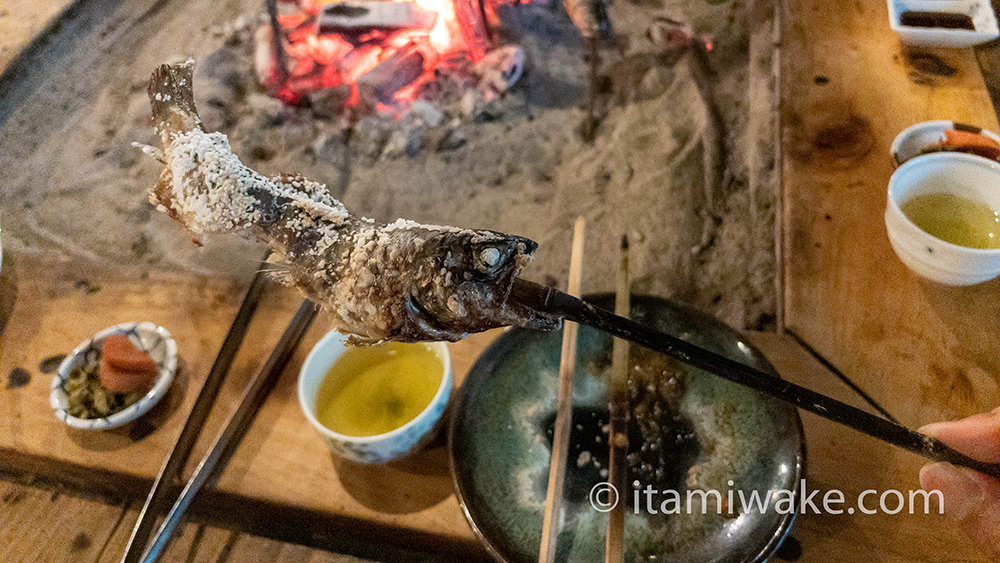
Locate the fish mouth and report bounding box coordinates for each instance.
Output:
[401,295,458,342]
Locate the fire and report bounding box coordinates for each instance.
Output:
[413,0,459,51]
[260,0,485,110]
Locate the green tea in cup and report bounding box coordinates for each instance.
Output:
[901,192,1000,249]
[314,342,444,437]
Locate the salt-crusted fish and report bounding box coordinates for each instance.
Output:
[139,60,559,343]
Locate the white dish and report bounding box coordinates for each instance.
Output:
[890,120,1000,166]
[885,152,1000,285]
[887,0,999,47]
[51,322,178,430]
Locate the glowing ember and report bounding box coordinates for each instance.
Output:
[258,0,490,111]
[413,0,460,51]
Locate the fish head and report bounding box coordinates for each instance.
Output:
[400,230,561,340]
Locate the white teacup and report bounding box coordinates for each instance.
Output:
[885,152,1000,285]
[298,331,452,464]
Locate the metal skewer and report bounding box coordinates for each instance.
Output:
[582,36,599,143]
[604,235,629,563]
[539,217,586,563]
[121,257,271,563]
[509,279,1000,479]
[138,300,317,563]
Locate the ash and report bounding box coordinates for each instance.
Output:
[0,0,777,329]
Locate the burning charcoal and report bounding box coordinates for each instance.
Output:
[337,44,382,84]
[474,45,525,95]
[453,0,493,61]
[357,43,427,107]
[318,1,436,34]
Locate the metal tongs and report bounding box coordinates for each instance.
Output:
[509,278,1000,479]
[121,260,317,563]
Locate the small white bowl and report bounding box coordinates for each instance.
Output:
[891,120,1000,166]
[887,0,999,47]
[298,331,452,464]
[51,322,178,430]
[885,152,1000,285]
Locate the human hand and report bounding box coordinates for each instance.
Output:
[919,407,1000,560]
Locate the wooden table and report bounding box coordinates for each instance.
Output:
[778,0,1000,560]
[1,256,990,562]
[1,0,998,561]
[0,258,499,560]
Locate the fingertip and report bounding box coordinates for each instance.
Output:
[919,462,951,492]
[918,410,1000,463]
[918,421,947,437]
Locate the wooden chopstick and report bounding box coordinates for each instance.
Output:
[605,235,629,563]
[121,255,271,563]
[539,216,586,563]
[137,300,317,563]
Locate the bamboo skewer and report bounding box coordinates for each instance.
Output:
[604,236,629,563]
[539,216,586,563]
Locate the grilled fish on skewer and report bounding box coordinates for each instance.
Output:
[139,61,559,343]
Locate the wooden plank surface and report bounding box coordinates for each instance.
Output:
[3,320,989,562]
[780,0,1000,423]
[779,0,1000,560]
[0,0,79,76]
[0,477,377,563]
[0,255,491,558]
[747,332,990,563]
[0,478,128,563]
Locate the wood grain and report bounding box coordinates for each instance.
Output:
[0,255,493,558]
[779,0,1000,557]
[780,0,1000,425]
[748,332,991,563]
[0,477,377,563]
[4,328,990,562]
[0,479,128,563]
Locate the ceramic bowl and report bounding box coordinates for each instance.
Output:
[886,152,1000,285]
[298,331,452,464]
[450,295,804,563]
[890,120,1000,166]
[51,322,178,430]
[887,0,999,47]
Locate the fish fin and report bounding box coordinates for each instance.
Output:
[345,335,384,346]
[148,60,204,140]
[132,142,166,163]
[268,270,297,287]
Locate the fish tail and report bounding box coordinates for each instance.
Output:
[148,60,204,142]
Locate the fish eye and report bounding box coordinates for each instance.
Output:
[477,247,502,271]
